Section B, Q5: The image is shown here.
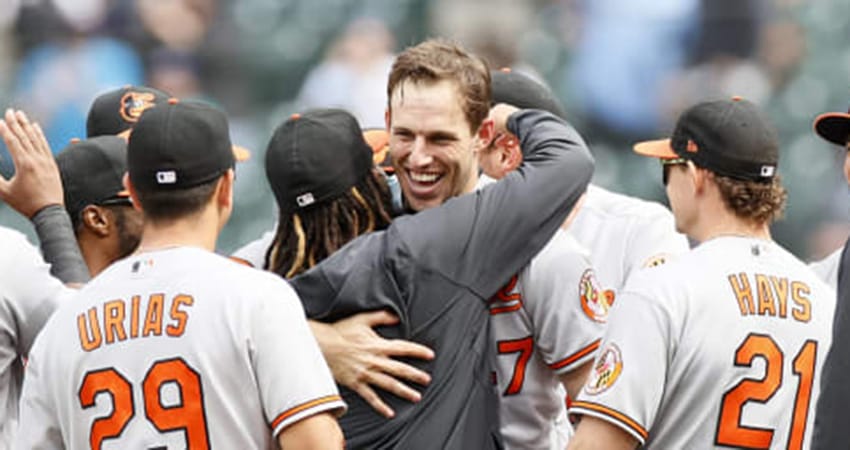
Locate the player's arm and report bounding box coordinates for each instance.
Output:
[276,411,344,450]
[0,108,89,285]
[567,416,638,450]
[308,312,433,419]
[397,106,593,298]
[559,360,593,400]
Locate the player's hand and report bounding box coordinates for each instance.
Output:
[489,103,521,148]
[0,109,64,218]
[310,311,435,419]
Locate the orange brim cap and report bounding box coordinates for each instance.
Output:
[232,145,251,162]
[362,128,393,171]
[633,138,679,159]
[813,112,850,147]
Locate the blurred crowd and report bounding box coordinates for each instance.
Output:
[2,0,849,259]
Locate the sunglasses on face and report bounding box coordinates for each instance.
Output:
[661,158,688,186]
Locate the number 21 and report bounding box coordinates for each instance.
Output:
[715,333,817,450]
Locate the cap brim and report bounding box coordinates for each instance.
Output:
[633,138,679,159]
[814,112,850,147]
[232,145,251,162]
[362,129,393,172]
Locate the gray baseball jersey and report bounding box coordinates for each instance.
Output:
[292,109,594,449]
[18,246,344,449]
[570,184,689,293]
[490,230,605,449]
[570,237,835,449]
[0,226,70,447]
[809,247,840,290]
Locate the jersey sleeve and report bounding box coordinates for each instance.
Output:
[249,277,346,437]
[524,233,605,374]
[569,283,672,446]
[230,229,276,269]
[623,211,689,284]
[395,109,594,300]
[16,336,63,449]
[0,229,69,356]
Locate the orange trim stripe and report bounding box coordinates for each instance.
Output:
[571,400,648,442]
[270,395,343,430]
[549,340,601,370]
[228,256,254,267]
[490,303,522,315]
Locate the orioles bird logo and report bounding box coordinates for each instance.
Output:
[119,92,157,123]
[579,269,615,323]
[584,343,623,395]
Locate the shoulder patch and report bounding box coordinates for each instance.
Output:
[580,269,614,322]
[642,252,671,269]
[584,343,623,395]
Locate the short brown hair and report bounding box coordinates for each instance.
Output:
[713,174,787,225]
[134,178,219,224]
[387,39,491,133]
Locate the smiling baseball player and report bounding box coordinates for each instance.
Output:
[568,98,835,449]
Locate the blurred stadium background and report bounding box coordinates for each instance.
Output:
[1,0,848,261]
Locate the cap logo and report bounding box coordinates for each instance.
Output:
[686,139,699,153]
[296,192,315,207]
[120,92,157,123]
[156,171,177,184]
[760,165,775,177]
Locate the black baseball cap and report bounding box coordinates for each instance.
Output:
[634,97,779,182]
[128,99,237,191]
[86,85,170,138]
[266,109,374,213]
[491,68,566,119]
[814,106,850,147]
[56,136,131,220]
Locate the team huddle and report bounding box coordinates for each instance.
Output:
[0,38,849,450]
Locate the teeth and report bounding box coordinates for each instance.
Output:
[410,172,440,183]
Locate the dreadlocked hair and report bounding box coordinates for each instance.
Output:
[265,169,393,278]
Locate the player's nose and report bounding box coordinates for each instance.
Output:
[407,137,433,167]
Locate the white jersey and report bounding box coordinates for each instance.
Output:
[18,246,344,449]
[810,247,841,291]
[490,231,606,450]
[0,226,70,448]
[570,237,836,449]
[570,184,689,294]
[231,229,275,268]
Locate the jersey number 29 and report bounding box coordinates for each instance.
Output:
[79,357,209,450]
[715,333,817,450]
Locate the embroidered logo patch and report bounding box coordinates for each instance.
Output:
[579,269,614,322]
[584,343,623,395]
[120,91,157,123]
[642,253,671,269]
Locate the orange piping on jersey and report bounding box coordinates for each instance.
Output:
[229,256,254,267]
[490,303,523,315]
[570,400,648,442]
[549,340,601,371]
[270,395,343,431]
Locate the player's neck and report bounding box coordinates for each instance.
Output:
[691,212,771,244]
[135,208,221,254]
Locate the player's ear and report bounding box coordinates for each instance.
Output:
[216,169,235,211]
[476,118,495,151]
[123,173,143,213]
[688,161,707,195]
[80,205,110,238]
[505,138,522,172]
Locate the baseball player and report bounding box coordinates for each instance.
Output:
[567,98,835,449]
[17,100,345,449]
[476,70,609,449]
[0,109,86,447]
[487,69,689,298]
[56,136,143,276]
[810,104,850,449]
[807,106,850,291]
[290,39,593,449]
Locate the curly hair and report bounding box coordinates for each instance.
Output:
[713,174,787,225]
[265,169,393,278]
